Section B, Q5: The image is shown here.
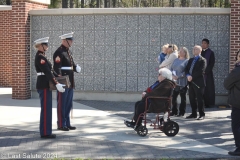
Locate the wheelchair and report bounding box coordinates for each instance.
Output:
[124,96,179,137]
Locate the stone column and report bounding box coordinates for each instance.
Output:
[11,0,49,99]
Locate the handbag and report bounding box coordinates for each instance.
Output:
[179,86,188,93]
[174,86,181,92]
[49,75,71,90]
[174,85,188,93]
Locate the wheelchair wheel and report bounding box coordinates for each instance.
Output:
[137,126,148,137]
[163,121,179,137]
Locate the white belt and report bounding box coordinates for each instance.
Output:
[37,72,45,76]
[61,66,73,70]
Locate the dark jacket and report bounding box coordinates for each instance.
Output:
[53,45,77,88]
[35,51,59,89]
[201,48,215,75]
[144,79,175,113]
[224,66,240,108]
[185,55,207,88]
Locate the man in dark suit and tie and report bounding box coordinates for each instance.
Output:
[185,45,207,120]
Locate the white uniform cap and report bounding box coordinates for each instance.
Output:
[59,32,74,39]
[34,37,49,45]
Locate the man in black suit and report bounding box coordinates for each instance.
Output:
[185,45,207,120]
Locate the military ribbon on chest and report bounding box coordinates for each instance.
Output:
[67,51,73,66]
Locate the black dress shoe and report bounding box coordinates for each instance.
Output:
[177,113,184,117]
[41,134,56,139]
[205,105,210,108]
[228,148,240,156]
[124,120,136,128]
[170,113,177,116]
[197,116,205,120]
[57,127,69,131]
[67,126,76,130]
[205,105,215,108]
[186,114,197,119]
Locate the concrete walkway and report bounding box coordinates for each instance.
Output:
[0,87,238,159]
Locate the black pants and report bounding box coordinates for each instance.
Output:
[204,73,215,106]
[133,100,149,125]
[171,88,187,115]
[231,106,240,149]
[188,83,205,116]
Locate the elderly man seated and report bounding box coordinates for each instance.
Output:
[125,68,175,129]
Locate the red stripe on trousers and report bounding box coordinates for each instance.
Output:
[44,89,47,135]
[58,92,62,127]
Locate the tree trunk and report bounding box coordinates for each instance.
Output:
[89,0,95,8]
[219,0,223,7]
[112,0,116,7]
[81,0,84,8]
[192,0,200,7]
[169,0,174,7]
[70,0,73,8]
[138,0,141,7]
[104,0,107,8]
[62,0,68,8]
[181,0,187,7]
[6,0,11,5]
[224,0,230,8]
[142,0,148,7]
[208,0,214,7]
[96,0,100,8]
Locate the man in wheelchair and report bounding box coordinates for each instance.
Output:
[125,68,175,130]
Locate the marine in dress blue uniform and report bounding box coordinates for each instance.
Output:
[53,32,81,131]
[34,37,65,138]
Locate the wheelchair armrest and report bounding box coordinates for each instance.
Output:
[146,96,171,100]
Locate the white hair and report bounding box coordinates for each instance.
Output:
[159,68,172,80]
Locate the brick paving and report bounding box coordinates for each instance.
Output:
[0,127,237,160]
[0,98,238,159]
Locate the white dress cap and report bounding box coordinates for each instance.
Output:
[34,37,49,45]
[59,32,74,39]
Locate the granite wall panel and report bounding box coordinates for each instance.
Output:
[31,14,229,94]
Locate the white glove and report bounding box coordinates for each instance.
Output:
[56,83,65,93]
[76,64,81,73]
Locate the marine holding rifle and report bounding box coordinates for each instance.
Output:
[185,45,207,120]
[53,32,81,131]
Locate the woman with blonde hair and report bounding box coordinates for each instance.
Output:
[159,44,178,70]
[170,47,189,116]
